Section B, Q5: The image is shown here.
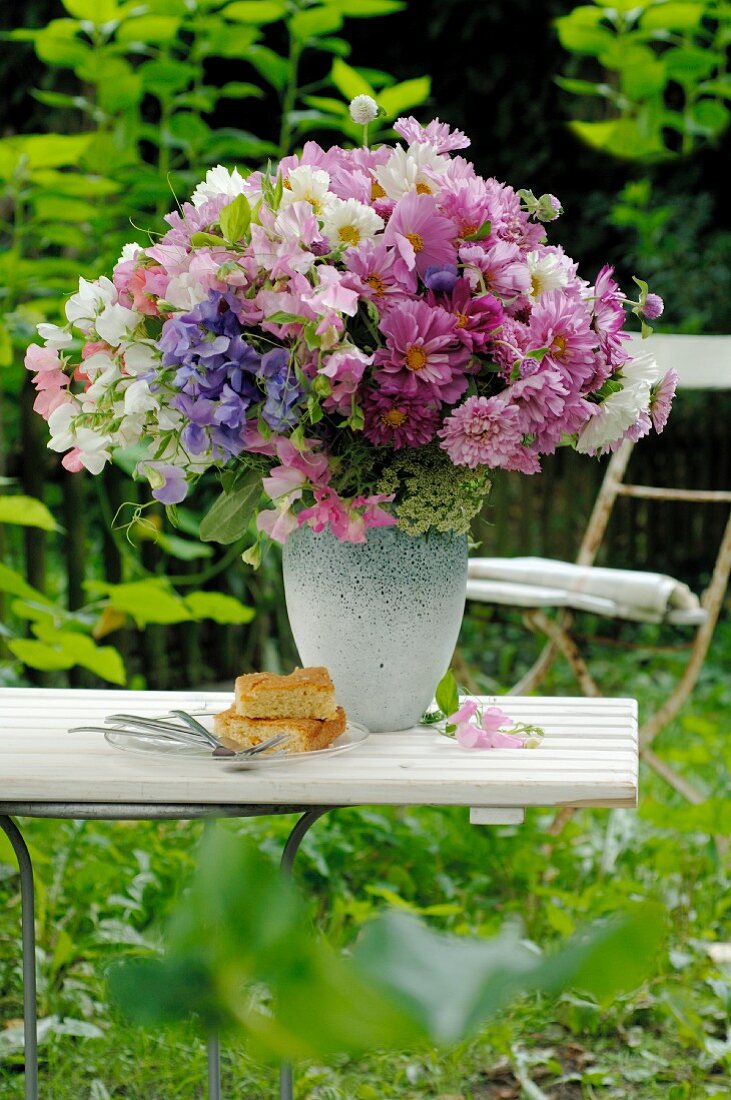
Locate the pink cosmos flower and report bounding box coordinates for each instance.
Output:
[438,177,493,241]
[383,192,458,277]
[363,387,442,449]
[438,395,530,470]
[345,239,417,311]
[375,300,469,403]
[460,241,530,300]
[527,290,597,389]
[427,279,505,353]
[650,369,678,433]
[393,116,471,153]
[506,369,568,435]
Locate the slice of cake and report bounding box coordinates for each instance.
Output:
[213,706,347,754]
[234,666,337,720]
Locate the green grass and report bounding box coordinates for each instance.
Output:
[2,612,731,1099]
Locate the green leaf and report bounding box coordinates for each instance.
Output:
[190,232,226,247]
[554,6,614,55]
[184,592,255,624]
[463,219,492,242]
[378,76,431,118]
[619,57,667,100]
[149,531,214,560]
[219,193,251,244]
[640,3,704,31]
[330,58,375,100]
[116,16,181,43]
[6,639,74,672]
[26,625,126,684]
[34,24,92,69]
[61,0,119,19]
[245,45,290,91]
[218,81,264,100]
[0,495,58,531]
[691,98,729,135]
[434,668,459,717]
[333,0,405,13]
[221,0,286,22]
[139,59,197,97]
[85,579,191,627]
[0,323,12,367]
[0,562,51,605]
[199,474,262,545]
[290,7,343,40]
[664,46,721,84]
[568,118,666,159]
[6,134,93,170]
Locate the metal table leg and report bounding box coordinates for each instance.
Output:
[207,1033,221,1100]
[278,808,333,1100]
[0,816,38,1100]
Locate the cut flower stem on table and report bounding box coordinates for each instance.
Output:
[422,669,544,749]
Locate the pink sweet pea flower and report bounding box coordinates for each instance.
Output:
[448,699,479,724]
[25,344,61,373]
[256,506,299,544]
[262,465,306,501]
[61,448,85,473]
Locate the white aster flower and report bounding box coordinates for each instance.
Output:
[191,164,246,208]
[279,165,331,214]
[321,196,384,249]
[65,276,117,332]
[95,302,141,347]
[526,250,570,299]
[37,323,72,349]
[621,352,661,391]
[373,141,448,200]
[349,95,379,125]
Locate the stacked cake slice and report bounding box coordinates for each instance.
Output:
[213,667,346,753]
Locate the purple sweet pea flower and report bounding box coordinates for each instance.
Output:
[138,462,189,505]
[423,264,460,293]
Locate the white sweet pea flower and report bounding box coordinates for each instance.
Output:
[83,362,120,404]
[164,272,211,310]
[526,251,570,299]
[349,95,379,125]
[191,164,247,208]
[36,323,73,349]
[279,165,331,214]
[95,303,141,347]
[122,340,160,376]
[123,378,158,416]
[119,242,142,263]
[321,196,384,250]
[373,142,448,200]
[65,276,117,332]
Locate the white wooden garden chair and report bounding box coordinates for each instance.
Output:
[467,334,731,803]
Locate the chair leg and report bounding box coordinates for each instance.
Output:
[525,611,602,697]
[508,615,560,696]
[640,747,706,804]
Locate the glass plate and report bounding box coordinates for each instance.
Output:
[103,714,369,768]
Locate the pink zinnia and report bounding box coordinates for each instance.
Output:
[383,192,458,277]
[527,290,597,390]
[363,388,442,449]
[439,395,528,470]
[375,300,469,403]
[650,369,678,433]
[427,278,505,353]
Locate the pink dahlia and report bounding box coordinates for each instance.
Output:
[438,395,528,470]
[375,300,469,403]
[527,290,597,389]
[383,192,458,277]
[363,388,442,449]
[427,278,505,352]
[650,369,678,433]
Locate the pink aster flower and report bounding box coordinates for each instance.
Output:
[393,116,471,153]
[460,240,530,301]
[527,290,597,389]
[506,369,568,435]
[383,192,458,277]
[650,369,678,433]
[590,265,630,367]
[438,395,527,470]
[363,387,442,449]
[427,278,505,352]
[375,300,469,403]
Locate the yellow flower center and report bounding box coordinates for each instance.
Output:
[415,181,432,195]
[455,312,469,329]
[365,273,387,297]
[371,179,386,201]
[461,222,478,238]
[531,273,545,297]
[406,231,424,253]
[552,334,567,359]
[339,224,361,246]
[282,178,292,190]
[305,194,322,214]
[405,345,428,372]
[382,408,408,428]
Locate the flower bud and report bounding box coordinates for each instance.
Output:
[643,293,664,320]
[349,95,379,125]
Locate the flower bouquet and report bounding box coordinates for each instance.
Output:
[26,98,674,563]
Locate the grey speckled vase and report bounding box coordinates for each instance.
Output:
[282,526,468,732]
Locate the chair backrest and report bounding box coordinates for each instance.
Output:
[625,333,731,391]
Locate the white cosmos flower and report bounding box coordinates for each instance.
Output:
[526,251,570,299]
[191,164,246,208]
[95,302,141,347]
[65,276,117,332]
[37,323,72,349]
[372,141,448,200]
[576,384,650,455]
[280,165,331,214]
[321,196,384,249]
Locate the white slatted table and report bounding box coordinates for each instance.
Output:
[0,688,638,1100]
